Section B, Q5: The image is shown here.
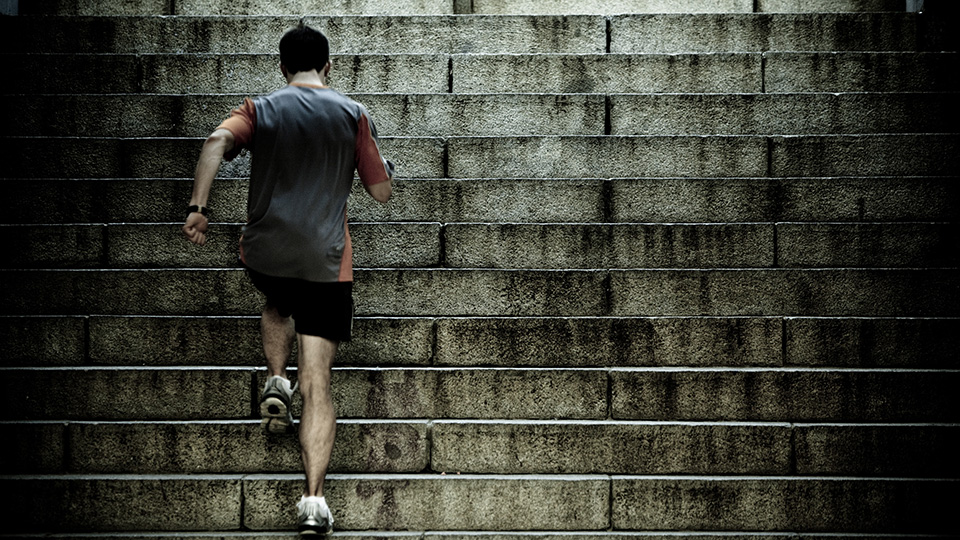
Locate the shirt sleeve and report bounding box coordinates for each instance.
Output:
[216,98,256,161]
[355,112,394,187]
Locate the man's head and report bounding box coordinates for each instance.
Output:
[279,25,330,75]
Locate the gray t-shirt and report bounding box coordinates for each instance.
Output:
[220,83,393,282]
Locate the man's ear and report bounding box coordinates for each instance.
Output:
[280,63,289,79]
[323,60,332,77]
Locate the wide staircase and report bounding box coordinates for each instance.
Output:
[1,0,958,536]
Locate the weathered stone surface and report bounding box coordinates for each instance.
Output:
[758,0,904,12]
[351,222,442,267]
[609,93,954,135]
[0,316,86,366]
[355,269,609,316]
[88,316,434,366]
[609,269,960,317]
[0,224,104,268]
[610,368,959,422]
[612,477,957,532]
[777,223,958,268]
[358,93,606,136]
[244,474,609,530]
[447,136,767,178]
[0,367,254,420]
[454,53,762,93]
[175,0,455,15]
[432,420,791,474]
[765,52,959,92]
[0,422,65,473]
[1,475,242,532]
[444,223,774,268]
[609,177,960,223]
[771,134,959,177]
[795,424,960,477]
[471,0,752,14]
[67,420,428,473]
[323,368,607,419]
[351,179,607,223]
[435,317,783,367]
[2,136,442,179]
[785,317,960,369]
[610,13,922,53]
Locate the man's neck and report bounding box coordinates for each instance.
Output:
[287,70,327,87]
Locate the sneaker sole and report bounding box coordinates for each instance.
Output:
[260,396,292,434]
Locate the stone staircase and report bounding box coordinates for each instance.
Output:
[1,0,958,536]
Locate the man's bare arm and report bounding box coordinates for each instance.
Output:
[183,128,235,246]
[364,178,392,203]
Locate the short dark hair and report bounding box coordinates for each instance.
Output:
[279,25,330,75]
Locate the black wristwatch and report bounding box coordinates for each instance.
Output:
[187,205,211,218]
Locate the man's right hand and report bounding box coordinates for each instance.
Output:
[183,212,209,246]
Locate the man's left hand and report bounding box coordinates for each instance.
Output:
[183,212,209,245]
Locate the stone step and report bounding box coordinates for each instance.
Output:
[3,315,958,369]
[8,92,956,138]
[18,0,461,16]
[5,420,956,477]
[1,268,957,317]
[470,0,905,14]
[2,222,955,270]
[1,474,953,533]
[1,13,938,55]
[1,420,429,475]
[7,52,955,95]
[2,366,955,422]
[5,134,958,179]
[3,177,957,225]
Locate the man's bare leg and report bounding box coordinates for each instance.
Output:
[261,304,295,377]
[297,333,338,497]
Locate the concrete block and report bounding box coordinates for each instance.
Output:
[609,93,955,136]
[243,474,609,530]
[324,368,607,419]
[1,475,242,532]
[67,420,428,473]
[0,316,86,366]
[351,222,442,267]
[610,368,958,421]
[612,477,957,532]
[0,225,105,268]
[3,136,442,179]
[453,53,762,93]
[0,179,250,225]
[443,223,774,268]
[432,420,791,474]
[777,222,959,267]
[435,317,783,367]
[610,13,921,53]
[0,269,261,316]
[609,269,960,317]
[350,179,606,223]
[0,15,605,54]
[771,134,960,177]
[795,424,959,477]
[87,316,434,366]
[0,367,254,420]
[765,52,959,92]
[447,136,768,178]
[609,177,960,223]
[356,93,605,136]
[471,0,753,14]
[354,269,608,316]
[17,0,171,15]
[758,0,905,12]
[175,0,455,15]
[0,422,65,473]
[785,317,960,368]
[5,54,140,93]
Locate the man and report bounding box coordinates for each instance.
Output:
[182,25,394,536]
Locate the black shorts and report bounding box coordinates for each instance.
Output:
[246,268,353,342]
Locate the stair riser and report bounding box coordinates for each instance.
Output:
[4,178,957,225]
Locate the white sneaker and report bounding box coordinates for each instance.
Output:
[297,495,334,536]
[259,375,295,434]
